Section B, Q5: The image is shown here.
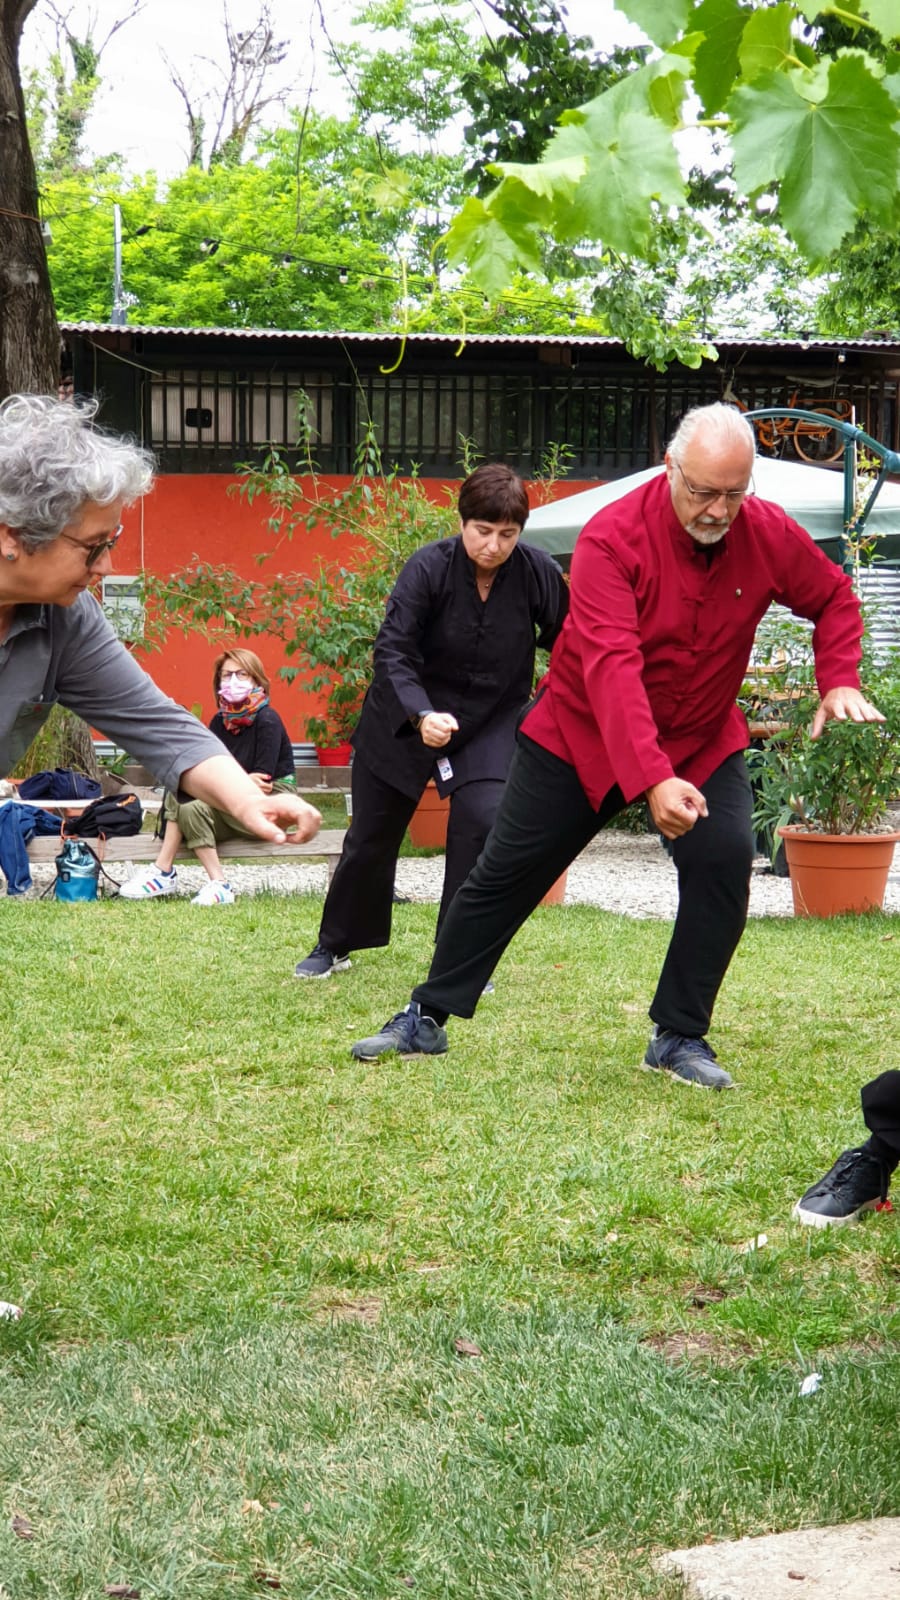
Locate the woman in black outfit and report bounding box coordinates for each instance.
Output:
[294,462,569,978]
[793,1071,900,1227]
[121,647,296,906]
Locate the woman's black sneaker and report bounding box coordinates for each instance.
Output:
[793,1146,891,1228]
[294,943,351,979]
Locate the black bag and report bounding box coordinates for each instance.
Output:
[66,793,143,838]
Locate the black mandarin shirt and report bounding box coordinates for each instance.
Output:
[209,704,295,780]
[352,535,568,799]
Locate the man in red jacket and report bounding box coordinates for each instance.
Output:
[350,403,884,1087]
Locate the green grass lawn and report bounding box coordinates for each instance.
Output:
[1,892,898,1598]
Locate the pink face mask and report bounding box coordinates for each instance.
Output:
[218,672,254,704]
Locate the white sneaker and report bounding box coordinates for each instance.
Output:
[191,879,235,906]
[120,865,178,899]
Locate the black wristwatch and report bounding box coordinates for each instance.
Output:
[410,711,431,730]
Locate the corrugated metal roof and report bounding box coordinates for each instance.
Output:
[60,321,900,352]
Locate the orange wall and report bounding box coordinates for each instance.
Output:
[122,473,596,740]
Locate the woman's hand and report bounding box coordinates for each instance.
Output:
[248,771,273,793]
[420,712,459,748]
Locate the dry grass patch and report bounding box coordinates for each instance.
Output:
[642,1328,755,1364]
[310,1293,383,1324]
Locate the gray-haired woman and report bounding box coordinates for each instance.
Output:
[0,394,321,849]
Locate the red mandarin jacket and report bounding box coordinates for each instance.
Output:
[521,473,864,808]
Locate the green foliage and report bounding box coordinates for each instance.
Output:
[443,1,900,305]
[26,0,900,356]
[815,214,900,335]
[341,0,476,143]
[459,0,648,193]
[38,113,410,329]
[597,211,820,364]
[143,426,459,744]
[24,29,103,180]
[731,52,900,264]
[746,611,900,842]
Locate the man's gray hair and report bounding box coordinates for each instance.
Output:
[0,394,154,550]
[668,402,756,463]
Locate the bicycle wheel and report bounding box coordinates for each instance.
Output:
[793,412,844,464]
[752,418,780,456]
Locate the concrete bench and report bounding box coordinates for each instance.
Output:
[25,828,347,882]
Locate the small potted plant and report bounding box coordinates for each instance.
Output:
[747,620,900,916]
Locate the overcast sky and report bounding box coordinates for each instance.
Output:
[21,0,648,177]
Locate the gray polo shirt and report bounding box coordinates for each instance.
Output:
[0,591,226,787]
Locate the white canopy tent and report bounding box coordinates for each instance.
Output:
[522,456,900,568]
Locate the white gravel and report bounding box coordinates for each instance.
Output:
[19,829,900,917]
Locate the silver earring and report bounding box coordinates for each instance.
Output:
[4,553,15,562]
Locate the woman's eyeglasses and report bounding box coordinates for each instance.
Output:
[58,524,124,568]
[219,671,254,685]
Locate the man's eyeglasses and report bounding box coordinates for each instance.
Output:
[673,462,752,507]
[58,524,124,568]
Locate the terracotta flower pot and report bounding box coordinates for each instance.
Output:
[777,826,900,917]
[408,781,450,848]
[540,869,568,906]
[316,741,353,768]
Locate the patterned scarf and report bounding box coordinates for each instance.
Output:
[218,686,269,732]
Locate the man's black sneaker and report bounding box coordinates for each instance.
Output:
[294,942,352,979]
[643,1026,733,1090]
[350,1005,448,1061]
[793,1146,891,1228]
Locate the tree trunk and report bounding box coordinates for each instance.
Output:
[10,704,101,781]
[0,0,60,398]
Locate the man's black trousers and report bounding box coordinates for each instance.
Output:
[412,735,755,1035]
[318,753,505,954]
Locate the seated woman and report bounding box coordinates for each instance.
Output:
[121,648,296,905]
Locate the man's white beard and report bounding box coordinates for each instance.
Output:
[686,517,729,546]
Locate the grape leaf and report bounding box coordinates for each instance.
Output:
[731,54,900,260]
[552,105,686,254]
[611,0,691,47]
[486,157,585,206]
[739,4,798,80]
[855,1,900,41]
[649,63,695,126]
[443,196,542,295]
[692,0,752,114]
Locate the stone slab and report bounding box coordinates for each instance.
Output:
[657,1518,900,1599]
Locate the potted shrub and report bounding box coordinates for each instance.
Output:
[747,626,900,916]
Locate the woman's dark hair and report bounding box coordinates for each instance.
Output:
[457,463,529,529]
